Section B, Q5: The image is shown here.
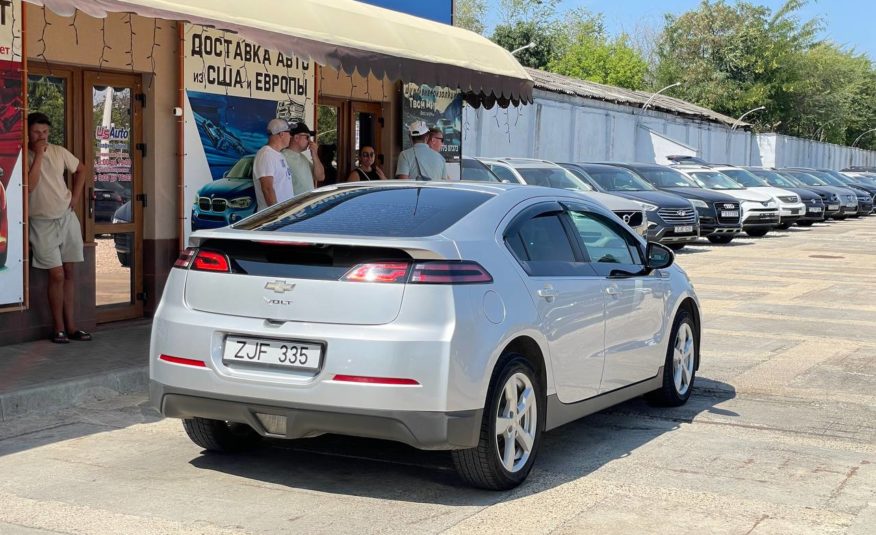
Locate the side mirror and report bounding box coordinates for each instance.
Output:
[645,242,674,270]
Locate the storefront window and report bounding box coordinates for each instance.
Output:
[27,75,66,146]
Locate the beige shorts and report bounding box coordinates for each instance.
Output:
[29,210,84,269]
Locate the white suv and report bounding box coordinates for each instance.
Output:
[673,165,780,237]
[711,165,805,228]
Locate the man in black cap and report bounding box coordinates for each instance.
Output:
[282,121,324,195]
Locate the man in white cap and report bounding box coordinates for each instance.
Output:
[253,118,294,211]
[396,120,448,180]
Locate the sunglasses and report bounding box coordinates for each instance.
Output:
[432,137,444,142]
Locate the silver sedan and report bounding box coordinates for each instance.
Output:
[150,181,701,490]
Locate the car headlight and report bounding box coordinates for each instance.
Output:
[635,201,658,211]
[193,194,200,206]
[689,199,708,209]
[227,196,253,209]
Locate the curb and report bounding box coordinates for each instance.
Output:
[0,366,148,422]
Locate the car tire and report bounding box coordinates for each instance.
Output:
[667,244,686,251]
[775,223,791,230]
[451,355,545,490]
[706,234,734,244]
[796,220,814,227]
[745,228,769,237]
[182,417,261,452]
[832,215,846,220]
[646,309,697,407]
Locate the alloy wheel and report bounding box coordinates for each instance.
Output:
[494,372,538,473]
[673,323,695,395]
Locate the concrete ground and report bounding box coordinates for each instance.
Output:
[0,217,874,534]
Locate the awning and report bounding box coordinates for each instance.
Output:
[25,0,533,107]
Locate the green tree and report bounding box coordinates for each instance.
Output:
[454,0,487,35]
[652,0,876,149]
[492,21,558,69]
[549,32,648,90]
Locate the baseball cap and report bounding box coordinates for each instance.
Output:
[289,121,316,136]
[267,118,290,135]
[407,120,430,137]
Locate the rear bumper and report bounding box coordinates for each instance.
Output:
[152,382,482,450]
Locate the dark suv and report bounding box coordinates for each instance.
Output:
[818,169,876,214]
[560,163,701,248]
[609,163,743,244]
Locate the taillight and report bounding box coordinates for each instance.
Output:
[173,247,197,269]
[342,262,410,283]
[192,250,231,272]
[410,261,492,284]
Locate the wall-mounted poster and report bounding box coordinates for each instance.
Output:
[401,83,462,177]
[182,24,315,245]
[0,0,24,308]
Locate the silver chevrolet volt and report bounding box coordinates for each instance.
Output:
[150,181,701,490]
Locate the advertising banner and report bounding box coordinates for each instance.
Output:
[401,83,462,177]
[0,0,23,308]
[182,24,315,244]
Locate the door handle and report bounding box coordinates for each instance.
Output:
[537,287,558,300]
[605,284,619,297]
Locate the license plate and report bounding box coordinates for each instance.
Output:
[828,204,839,210]
[790,209,800,215]
[674,225,693,233]
[223,336,322,370]
[808,207,823,213]
[720,210,739,217]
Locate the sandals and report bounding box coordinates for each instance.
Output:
[51,331,70,344]
[50,330,92,343]
[69,330,93,341]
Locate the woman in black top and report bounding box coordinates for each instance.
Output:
[347,145,387,181]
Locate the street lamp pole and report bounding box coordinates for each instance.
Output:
[815,118,839,142]
[851,127,876,148]
[730,106,766,131]
[510,42,535,56]
[641,82,681,113]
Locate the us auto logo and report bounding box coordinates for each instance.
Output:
[264,280,295,294]
[676,210,688,216]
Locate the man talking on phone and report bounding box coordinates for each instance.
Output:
[282,121,324,195]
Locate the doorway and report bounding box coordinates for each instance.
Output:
[316,98,384,182]
[27,68,144,323]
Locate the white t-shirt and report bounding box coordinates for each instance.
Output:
[28,144,80,219]
[252,145,293,212]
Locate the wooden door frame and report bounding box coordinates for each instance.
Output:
[350,101,384,169]
[317,96,350,176]
[83,70,144,323]
[26,66,83,221]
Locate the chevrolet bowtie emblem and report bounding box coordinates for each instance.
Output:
[264,280,296,294]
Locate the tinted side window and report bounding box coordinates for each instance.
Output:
[518,215,575,262]
[568,210,643,276]
[505,213,594,277]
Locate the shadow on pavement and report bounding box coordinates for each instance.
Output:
[187,378,736,503]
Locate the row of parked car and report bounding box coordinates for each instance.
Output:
[462,156,876,248]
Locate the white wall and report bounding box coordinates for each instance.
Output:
[463,89,876,170]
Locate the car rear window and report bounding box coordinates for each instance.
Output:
[235,186,492,237]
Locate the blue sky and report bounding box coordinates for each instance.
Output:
[484,0,875,60]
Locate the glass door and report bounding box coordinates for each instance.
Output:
[350,101,384,176]
[84,71,143,322]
